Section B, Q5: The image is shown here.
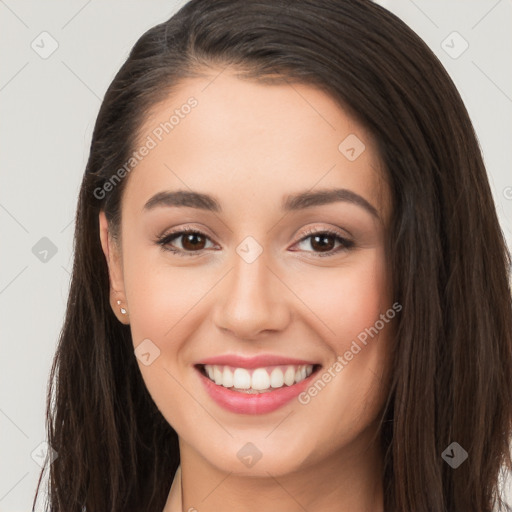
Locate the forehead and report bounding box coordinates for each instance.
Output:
[126,71,390,223]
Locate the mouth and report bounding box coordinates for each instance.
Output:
[195,363,322,394]
[194,360,322,415]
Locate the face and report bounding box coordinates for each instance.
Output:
[100,69,395,478]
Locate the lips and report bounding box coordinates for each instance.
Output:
[194,354,322,414]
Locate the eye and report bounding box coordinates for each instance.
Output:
[156,226,355,257]
[292,227,355,257]
[156,227,216,256]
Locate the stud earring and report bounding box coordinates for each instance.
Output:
[116,300,127,315]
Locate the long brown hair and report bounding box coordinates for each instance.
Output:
[33,0,512,510]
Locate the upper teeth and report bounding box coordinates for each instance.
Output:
[204,364,314,392]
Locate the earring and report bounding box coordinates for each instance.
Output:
[116,300,127,315]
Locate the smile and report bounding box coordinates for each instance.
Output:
[200,364,314,393]
[195,359,322,414]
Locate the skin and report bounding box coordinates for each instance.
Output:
[99,68,395,512]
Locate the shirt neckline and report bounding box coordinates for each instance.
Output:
[162,464,182,512]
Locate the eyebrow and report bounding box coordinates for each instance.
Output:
[143,188,380,219]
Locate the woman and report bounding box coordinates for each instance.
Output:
[33,0,512,511]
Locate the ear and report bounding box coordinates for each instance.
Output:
[99,211,130,325]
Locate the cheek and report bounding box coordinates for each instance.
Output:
[121,250,209,424]
[290,247,392,349]
[121,233,204,333]
[287,248,393,433]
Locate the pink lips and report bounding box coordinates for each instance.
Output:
[195,353,320,415]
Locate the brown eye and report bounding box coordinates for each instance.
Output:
[180,232,207,251]
[309,233,336,252]
[293,228,355,257]
[156,228,215,256]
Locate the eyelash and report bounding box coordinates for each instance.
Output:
[155,226,355,258]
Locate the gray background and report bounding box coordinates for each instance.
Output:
[0,1,511,510]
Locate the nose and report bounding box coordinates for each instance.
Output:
[212,249,291,341]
